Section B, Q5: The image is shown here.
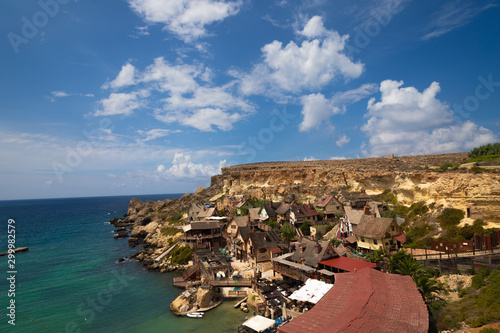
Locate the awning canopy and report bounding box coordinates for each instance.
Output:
[318,256,376,272]
[270,247,282,254]
[289,278,333,304]
[394,234,407,244]
[242,315,275,332]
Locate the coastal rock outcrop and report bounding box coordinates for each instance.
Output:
[170,286,218,315]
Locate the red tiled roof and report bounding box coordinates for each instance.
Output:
[315,195,333,207]
[278,269,428,333]
[318,256,376,272]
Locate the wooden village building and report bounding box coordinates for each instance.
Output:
[259,201,281,222]
[187,202,206,221]
[290,204,319,226]
[353,215,405,252]
[272,239,337,283]
[314,195,344,220]
[182,221,224,249]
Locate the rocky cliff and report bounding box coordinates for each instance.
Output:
[215,153,500,224]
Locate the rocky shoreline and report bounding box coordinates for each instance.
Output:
[109,184,222,272]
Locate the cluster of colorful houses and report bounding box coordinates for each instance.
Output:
[183,191,406,263]
[177,191,429,332]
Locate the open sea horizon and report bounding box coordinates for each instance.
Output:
[0,194,247,332]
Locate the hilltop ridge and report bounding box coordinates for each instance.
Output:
[212,152,500,224]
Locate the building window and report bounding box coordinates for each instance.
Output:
[391,226,395,231]
[373,239,378,245]
[231,225,236,229]
[361,237,365,242]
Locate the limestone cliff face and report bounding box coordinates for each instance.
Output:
[216,153,500,223]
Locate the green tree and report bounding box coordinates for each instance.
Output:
[300,221,311,236]
[389,250,443,303]
[366,249,388,264]
[280,223,295,251]
[469,142,500,158]
[268,220,279,230]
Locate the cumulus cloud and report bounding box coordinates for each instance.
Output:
[95,58,253,131]
[95,90,149,116]
[299,83,378,132]
[156,152,226,179]
[299,93,339,132]
[127,0,242,42]
[103,63,136,89]
[362,80,498,156]
[235,16,364,96]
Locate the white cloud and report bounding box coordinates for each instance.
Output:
[329,156,347,160]
[336,134,350,147]
[333,83,379,105]
[103,63,136,89]
[96,57,253,131]
[47,91,94,102]
[299,15,329,38]
[236,16,364,96]
[127,0,242,42]
[299,84,377,132]
[95,91,149,116]
[129,25,150,38]
[137,128,178,142]
[362,80,498,156]
[157,107,243,132]
[364,80,454,133]
[422,1,497,40]
[299,93,339,132]
[156,152,226,179]
[303,156,318,161]
[51,91,69,98]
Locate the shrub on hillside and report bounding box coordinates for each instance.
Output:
[438,208,465,229]
[169,245,192,265]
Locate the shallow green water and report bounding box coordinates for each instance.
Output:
[0,196,248,332]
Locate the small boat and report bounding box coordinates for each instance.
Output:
[186,312,204,318]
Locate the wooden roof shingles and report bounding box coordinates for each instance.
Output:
[290,239,334,268]
[353,215,394,239]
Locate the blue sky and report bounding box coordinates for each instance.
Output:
[1,0,499,200]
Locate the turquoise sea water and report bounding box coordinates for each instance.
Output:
[0,195,248,333]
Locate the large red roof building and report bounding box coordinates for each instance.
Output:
[278,268,428,333]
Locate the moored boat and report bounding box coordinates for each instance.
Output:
[186,312,204,318]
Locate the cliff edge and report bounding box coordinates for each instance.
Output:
[215,153,500,224]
